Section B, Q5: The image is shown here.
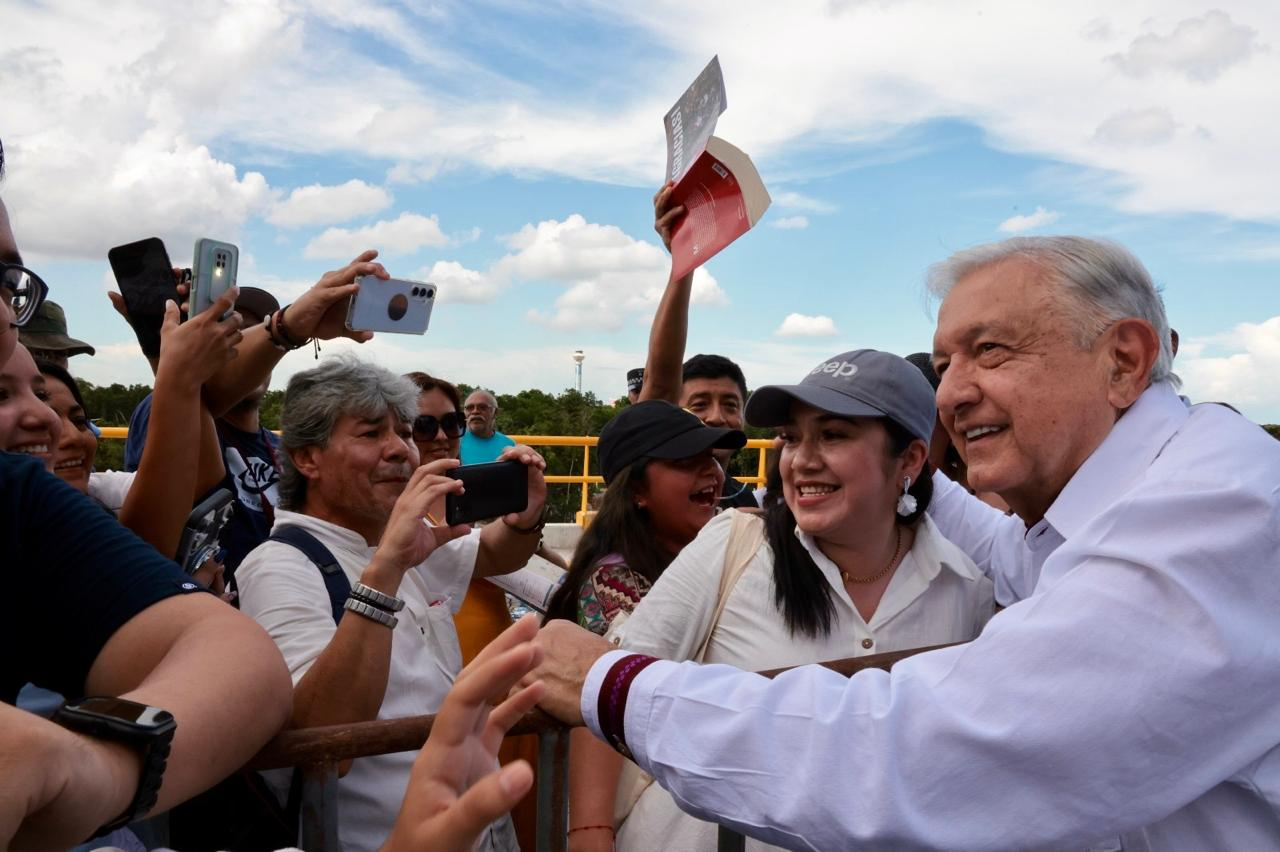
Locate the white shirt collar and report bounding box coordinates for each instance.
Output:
[794,513,983,588]
[1042,382,1189,542]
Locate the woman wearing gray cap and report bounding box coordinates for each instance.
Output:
[605,349,995,852]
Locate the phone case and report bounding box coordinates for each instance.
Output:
[445,461,529,526]
[175,488,235,572]
[345,276,436,334]
[191,238,238,318]
[108,237,177,359]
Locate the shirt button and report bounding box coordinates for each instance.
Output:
[861,638,874,649]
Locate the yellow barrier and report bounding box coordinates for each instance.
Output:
[96,429,775,525]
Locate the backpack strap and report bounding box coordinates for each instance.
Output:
[269,524,350,624]
[692,510,766,662]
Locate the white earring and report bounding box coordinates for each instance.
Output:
[896,475,917,517]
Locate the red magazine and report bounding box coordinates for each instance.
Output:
[663,57,771,280]
[669,137,770,281]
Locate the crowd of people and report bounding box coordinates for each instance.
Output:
[4,130,1280,852]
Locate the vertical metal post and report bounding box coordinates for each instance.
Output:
[535,727,570,852]
[298,761,341,852]
[756,441,768,487]
[580,442,591,518]
[717,825,747,851]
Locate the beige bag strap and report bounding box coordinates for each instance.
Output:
[692,510,765,663]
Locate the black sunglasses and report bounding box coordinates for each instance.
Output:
[1,261,50,327]
[413,412,466,440]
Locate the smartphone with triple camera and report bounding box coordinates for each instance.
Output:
[175,488,235,574]
[191,238,238,319]
[445,461,529,526]
[345,276,436,334]
[108,237,178,359]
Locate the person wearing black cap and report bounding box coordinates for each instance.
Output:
[598,349,995,851]
[544,400,744,848]
[625,367,644,404]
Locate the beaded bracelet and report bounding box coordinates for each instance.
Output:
[567,825,614,836]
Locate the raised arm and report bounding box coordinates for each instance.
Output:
[473,445,549,579]
[118,291,242,558]
[201,251,387,417]
[639,183,692,404]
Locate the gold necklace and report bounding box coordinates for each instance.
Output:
[841,526,903,585]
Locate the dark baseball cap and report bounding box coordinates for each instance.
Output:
[626,367,645,394]
[745,349,936,444]
[18,301,95,356]
[598,399,746,484]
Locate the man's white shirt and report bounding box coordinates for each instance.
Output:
[237,509,516,852]
[581,383,1280,850]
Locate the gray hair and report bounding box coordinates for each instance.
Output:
[277,353,419,510]
[926,236,1178,387]
[465,388,498,408]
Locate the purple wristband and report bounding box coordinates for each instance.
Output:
[596,653,660,759]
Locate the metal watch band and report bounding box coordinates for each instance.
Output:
[349,582,405,612]
[344,596,398,628]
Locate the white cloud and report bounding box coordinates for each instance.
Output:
[1109,11,1262,82]
[772,215,810,230]
[1179,316,1280,423]
[1095,108,1178,145]
[303,212,449,259]
[266,179,392,228]
[998,206,1061,233]
[503,214,726,330]
[414,260,500,304]
[775,313,838,337]
[773,191,837,214]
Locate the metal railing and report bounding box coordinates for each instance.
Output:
[97,428,776,526]
[244,642,955,851]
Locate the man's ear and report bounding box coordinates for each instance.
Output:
[1103,318,1160,410]
[289,444,324,482]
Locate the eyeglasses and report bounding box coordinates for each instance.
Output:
[1,262,49,327]
[413,412,466,441]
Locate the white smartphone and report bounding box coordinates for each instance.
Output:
[345,276,436,334]
[190,238,238,319]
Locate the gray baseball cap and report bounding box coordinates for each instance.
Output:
[745,349,936,444]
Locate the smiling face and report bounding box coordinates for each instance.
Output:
[0,199,19,366]
[415,387,461,463]
[45,375,97,492]
[632,448,725,552]
[778,404,921,545]
[293,409,419,542]
[680,376,744,466]
[0,344,62,470]
[932,257,1119,523]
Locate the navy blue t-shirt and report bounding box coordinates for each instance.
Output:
[1,453,203,705]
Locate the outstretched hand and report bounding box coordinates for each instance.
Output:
[375,458,471,574]
[497,445,549,530]
[383,614,546,852]
[286,249,388,344]
[156,287,243,388]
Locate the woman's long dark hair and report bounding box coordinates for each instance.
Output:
[545,460,675,623]
[767,417,933,638]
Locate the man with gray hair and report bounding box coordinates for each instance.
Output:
[525,236,1280,849]
[460,389,515,465]
[236,354,548,852]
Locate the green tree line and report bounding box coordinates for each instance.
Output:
[75,379,1280,523]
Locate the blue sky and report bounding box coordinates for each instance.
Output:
[5,1,1279,421]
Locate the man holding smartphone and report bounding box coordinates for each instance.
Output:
[236,356,548,852]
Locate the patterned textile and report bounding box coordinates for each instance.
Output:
[577,555,652,636]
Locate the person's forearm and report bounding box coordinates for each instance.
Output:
[638,271,693,404]
[202,325,284,418]
[119,369,203,558]
[290,556,403,728]
[473,521,540,578]
[84,594,292,814]
[927,470,1032,604]
[568,728,623,833]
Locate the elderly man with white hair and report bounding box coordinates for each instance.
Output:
[526,236,1280,850]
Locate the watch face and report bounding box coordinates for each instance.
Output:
[75,697,173,728]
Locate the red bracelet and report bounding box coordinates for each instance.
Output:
[567,825,614,836]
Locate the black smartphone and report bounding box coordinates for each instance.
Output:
[108,237,177,359]
[445,461,529,526]
[175,488,235,573]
